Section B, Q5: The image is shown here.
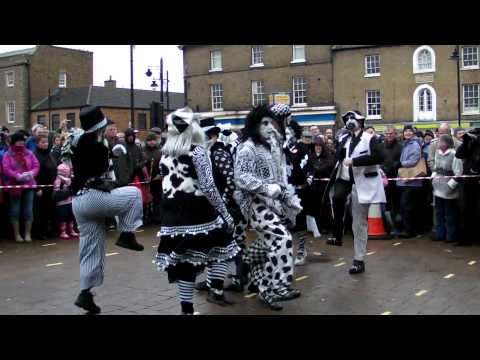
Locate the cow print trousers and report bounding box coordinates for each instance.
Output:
[243,197,294,301]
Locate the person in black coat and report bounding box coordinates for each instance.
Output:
[303,135,335,236]
[32,134,58,239]
[455,128,480,246]
[378,126,403,235]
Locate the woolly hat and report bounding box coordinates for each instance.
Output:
[403,124,414,132]
[146,133,157,142]
[10,131,26,145]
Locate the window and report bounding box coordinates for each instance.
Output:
[413,45,436,73]
[137,113,147,130]
[413,84,437,121]
[5,71,14,87]
[365,55,380,76]
[251,46,264,66]
[462,46,479,69]
[59,71,67,88]
[211,84,223,111]
[463,84,479,114]
[366,90,381,118]
[210,50,222,71]
[252,80,265,106]
[292,77,307,105]
[66,112,75,128]
[52,114,60,130]
[292,45,306,63]
[37,115,46,125]
[6,101,15,123]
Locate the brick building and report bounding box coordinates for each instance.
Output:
[332,45,480,131]
[0,45,93,130]
[181,45,336,128]
[181,45,480,131]
[30,78,184,136]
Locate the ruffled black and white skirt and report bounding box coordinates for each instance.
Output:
[153,216,240,281]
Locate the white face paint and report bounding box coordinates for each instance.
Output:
[259,117,276,141]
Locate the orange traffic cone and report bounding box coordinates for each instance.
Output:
[367,203,391,240]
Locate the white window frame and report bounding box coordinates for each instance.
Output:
[461,46,479,70]
[251,80,265,106]
[6,101,15,123]
[413,84,437,121]
[211,84,224,111]
[462,84,480,115]
[292,77,307,106]
[291,45,306,64]
[209,50,223,72]
[59,71,67,88]
[366,90,382,120]
[364,54,381,77]
[413,45,436,74]
[5,71,14,87]
[250,45,264,68]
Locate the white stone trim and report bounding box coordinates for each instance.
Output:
[413,45,436,74]
[413,84,437,121]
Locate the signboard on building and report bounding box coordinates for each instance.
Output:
[415,74,434,84]
[269,93,291,105]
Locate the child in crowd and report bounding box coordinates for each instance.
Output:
[53,163,79,240]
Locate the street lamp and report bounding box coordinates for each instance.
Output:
[146,58,171,129]
[450,45,462,127]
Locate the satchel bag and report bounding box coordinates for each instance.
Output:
[398,158,427,179]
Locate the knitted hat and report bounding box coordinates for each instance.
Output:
[424,130,434,138]
[146,133,157,142]
[403,125,414,132]
[80,106,107,133]
[10,131,26,145]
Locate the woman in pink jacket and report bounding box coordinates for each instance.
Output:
[2,132,40,242]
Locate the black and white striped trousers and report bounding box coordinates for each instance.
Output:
[73,186,143,290]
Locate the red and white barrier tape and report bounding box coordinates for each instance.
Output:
[0,181,150,190]
[1,176,479,190]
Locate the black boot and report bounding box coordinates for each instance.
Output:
[326,237,343,246]
[207,289,235,306]
[275,288,301,301]
[180,301,194,315]
[258,292,283,311]
[349,260,365,274]
[75,290,101,314]
[194,280,209,291]
[116,232,144,251]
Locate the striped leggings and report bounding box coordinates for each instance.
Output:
[73,186,143,290]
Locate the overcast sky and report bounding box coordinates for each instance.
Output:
[0,45,184,93]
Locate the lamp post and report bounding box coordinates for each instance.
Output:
[450,45,462,127]
[130,45,135,129]
[146,58,170,129]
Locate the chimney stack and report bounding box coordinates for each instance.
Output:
[104,75,116,88]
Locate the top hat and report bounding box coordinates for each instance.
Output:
[341,110,365,124]
[200,117,220,135]
[80,106,107,133]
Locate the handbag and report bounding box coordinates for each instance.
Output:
[398,158,427,179]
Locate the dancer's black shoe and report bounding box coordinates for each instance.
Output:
[326,237,343,246]
[194,280,209,291]
[116,232,144,251]
[224,282,244,292]
[207,290,235,306]
[258,293,283,311]
[349,260,365,274]
[247,283,259,294]
[275,288,301,301]
[75,290,101,314]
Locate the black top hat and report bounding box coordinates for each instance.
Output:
[200,117,220,134]
[80,106,107,133]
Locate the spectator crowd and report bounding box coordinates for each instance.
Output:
[1,116,479,248]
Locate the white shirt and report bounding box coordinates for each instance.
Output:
[339,129,361,181]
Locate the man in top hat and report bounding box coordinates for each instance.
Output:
[324,110,385,274]
[70,106,144,314]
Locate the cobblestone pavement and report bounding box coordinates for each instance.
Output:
[1,226,480,315]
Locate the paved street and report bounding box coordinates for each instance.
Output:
[1,226,480,315]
